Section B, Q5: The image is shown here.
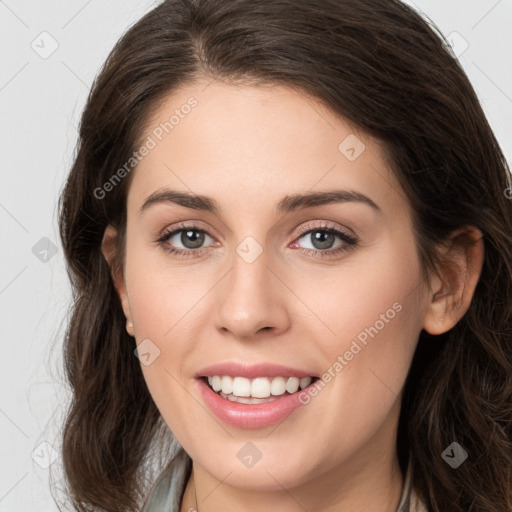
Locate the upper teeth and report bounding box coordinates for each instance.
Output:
[207,375,313,398]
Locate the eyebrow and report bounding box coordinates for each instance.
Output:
[138,188,382,216]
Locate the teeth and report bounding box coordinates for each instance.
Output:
[270,376,287,396]
[211,375,222,392]
[285,377,300,394]
[233,376,251,397]
[206,375,313,398]
[221,375,233,394]
[251,377,271,398]
[299,376,312,390]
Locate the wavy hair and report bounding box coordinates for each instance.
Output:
[57,0,512,510]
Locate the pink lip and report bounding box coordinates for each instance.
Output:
[195,377,313,429]
[195,361,317,379]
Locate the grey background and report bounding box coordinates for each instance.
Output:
[1,1,511,510]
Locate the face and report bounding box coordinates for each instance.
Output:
[108,79,433,491]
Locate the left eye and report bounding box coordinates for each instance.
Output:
[294,227,357,253]
[295,228,347,251]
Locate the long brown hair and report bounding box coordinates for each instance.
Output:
[57,0,512,510]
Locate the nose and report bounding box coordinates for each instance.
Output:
[213,247,291,341]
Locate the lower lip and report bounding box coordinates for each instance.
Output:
[196,377,311,429]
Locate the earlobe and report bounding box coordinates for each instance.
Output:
[101,224,134,331]
[126,319,135,337]
[422,226,484,336]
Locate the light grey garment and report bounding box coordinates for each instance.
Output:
[141,448,192,512]
[142,448,428,512]
[396,455,429,512]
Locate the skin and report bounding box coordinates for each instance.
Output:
[102,78,484,512]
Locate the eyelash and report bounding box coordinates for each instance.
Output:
[156,221,358,259]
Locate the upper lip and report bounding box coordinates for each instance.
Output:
[195,362,318,379]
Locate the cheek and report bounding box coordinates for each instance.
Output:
[292,235,422,351]
[124,235,205,336]
[285,258,423,461]
[294,237,424,397]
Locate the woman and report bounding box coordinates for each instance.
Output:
[57,0,512,511]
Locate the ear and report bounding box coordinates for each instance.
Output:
[101,224,135,337]
[422,225,484,335]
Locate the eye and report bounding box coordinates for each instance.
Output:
[291,221,358,258]
[157,222,216,257]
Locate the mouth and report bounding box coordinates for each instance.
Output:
[200,375,321,404]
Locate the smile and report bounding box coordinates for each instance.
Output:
[196,373,321,429]
[205,375,317,403]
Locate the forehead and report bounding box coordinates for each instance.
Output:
[128,79,408,219]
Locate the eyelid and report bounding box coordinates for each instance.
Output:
[294,220,356,239]
[157,219,220,240]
